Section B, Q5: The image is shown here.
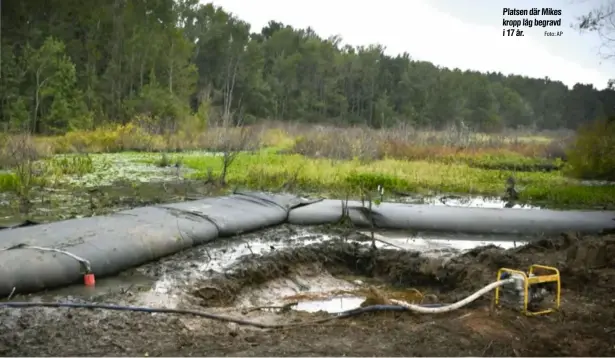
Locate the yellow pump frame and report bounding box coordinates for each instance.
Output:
[494,264,561,316]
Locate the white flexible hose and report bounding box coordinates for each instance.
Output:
[390,277,517,314]
[2,244,92,272]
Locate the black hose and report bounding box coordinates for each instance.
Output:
[0,301,444,329]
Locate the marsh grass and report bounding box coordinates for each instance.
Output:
[46,154,95,176]
[0,134,96,218]
[282,124,571,173]
[137,150,615,208]
[2,118,612,209]
[2,119,562,166]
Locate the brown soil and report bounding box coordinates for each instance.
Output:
[2,232,615,356]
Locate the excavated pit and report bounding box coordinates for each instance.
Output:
[128,226,526,311]
[184,234,562,313]
[2,227,615,356]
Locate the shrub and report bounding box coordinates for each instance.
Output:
[566,119,615,181]
[290,127,383,161]
[544,137,573,161]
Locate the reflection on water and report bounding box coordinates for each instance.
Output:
[401,195,539,209]
[293,296,366,313]
[363,231,525,256]
[5,272,155,303]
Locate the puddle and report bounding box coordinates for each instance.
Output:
[5,272,156,308]
[364,231,526,256]
[293,296,366,313]
[234,271,430,314]
[399,195,538,209]
[234,272,361,308]
[580,180,615,186]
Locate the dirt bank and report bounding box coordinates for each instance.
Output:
[1,232,615,356]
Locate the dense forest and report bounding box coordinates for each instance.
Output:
[1,0,614,135]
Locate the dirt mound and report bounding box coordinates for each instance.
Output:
[1,231,615,356]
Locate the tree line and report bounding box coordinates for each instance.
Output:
[1,0,613,135]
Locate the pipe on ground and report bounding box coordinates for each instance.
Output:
[287,199,615,235]
[0,193,614,297]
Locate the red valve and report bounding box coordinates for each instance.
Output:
[84,273,96,286]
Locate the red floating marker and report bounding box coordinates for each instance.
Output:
[84,273,96,286]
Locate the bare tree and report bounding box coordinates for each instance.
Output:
[576,1,615,87]
[0,135,45,217]
[214,116,258,185]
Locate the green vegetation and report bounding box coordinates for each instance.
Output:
[1,1,614,220]
[0,120,614,215]
[47,155,95,176]
[565,119,615,181]
[1,1,614,134]
[135,150,613,209]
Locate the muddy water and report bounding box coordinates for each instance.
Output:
[294,296,366,313]
[580,179,615,186]
[10,223,532,317]
[233,272,366,313]
[365,231,523,253]
[399,195,538,209]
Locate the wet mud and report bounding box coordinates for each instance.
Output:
[1,228,614,356]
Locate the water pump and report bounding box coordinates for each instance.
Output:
[494,265,561,316]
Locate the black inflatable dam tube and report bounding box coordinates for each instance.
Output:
[160,191,313,236]
[0,192,301,297]
[287,200,615,235]
[1,192,614,297]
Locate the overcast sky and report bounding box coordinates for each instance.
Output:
[209,0,614,90]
